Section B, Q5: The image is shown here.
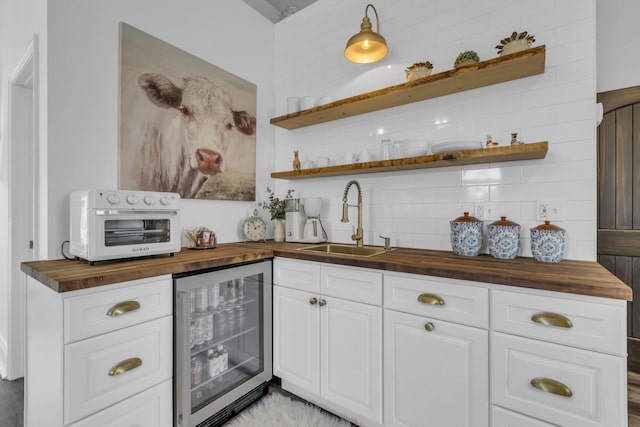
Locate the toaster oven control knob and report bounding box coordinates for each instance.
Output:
[143,196,155,205]
[106,194,120,205]
[160,196,170,206]
[126,194,138,205]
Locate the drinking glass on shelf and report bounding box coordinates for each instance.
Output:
[380,139,392,160]
[393,141,403,159]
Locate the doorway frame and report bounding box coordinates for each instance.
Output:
[4,34,40,380]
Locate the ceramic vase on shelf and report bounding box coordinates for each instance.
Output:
[273,218,285,242]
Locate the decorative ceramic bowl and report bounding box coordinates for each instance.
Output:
[487,216,521,259]
[450,212,483,256]
[530,221,566,263]
[500,38,532,56]
[406,66,432,81]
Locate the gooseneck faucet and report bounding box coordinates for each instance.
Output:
[341,179,364,248]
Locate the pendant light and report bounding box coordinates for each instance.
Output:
[344,4,388,64]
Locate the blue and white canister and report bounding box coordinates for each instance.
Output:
[530,221,566,263]
[450,212,483,256]
[487,216,521,259]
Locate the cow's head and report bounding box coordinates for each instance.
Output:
[137,73,256,175]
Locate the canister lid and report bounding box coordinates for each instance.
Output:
[490,216,519,227]
[452,212,481,222]
[533,220,564,231]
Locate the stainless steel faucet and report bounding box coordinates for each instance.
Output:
[341,180,364,248]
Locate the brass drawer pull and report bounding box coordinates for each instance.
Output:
[319,299,327,307]
[309,297,318,305]
[424,322,435,332]
[531,312,573,328]
[107,300,141,317]
[530,377,573,398]
[417,293,444,306]
[108,357,142,376]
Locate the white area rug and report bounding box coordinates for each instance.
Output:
[227,393,351,427]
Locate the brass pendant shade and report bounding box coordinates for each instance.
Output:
[344,4,388,64]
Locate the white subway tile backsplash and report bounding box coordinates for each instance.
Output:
[273,0,597,260]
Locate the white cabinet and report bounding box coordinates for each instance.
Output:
[273,258,383,426]
[490,289,627,427]
[383,272,489,427]
[26,275,173,427]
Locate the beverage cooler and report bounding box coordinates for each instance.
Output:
[174,260,272,427]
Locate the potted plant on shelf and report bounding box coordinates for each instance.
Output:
[496,31,535,56]
[454,50,480,68]
[260,187,294,242]
[405,61,434,81]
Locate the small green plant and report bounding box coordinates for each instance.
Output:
[454,50,480,67]
[260,187,294,220]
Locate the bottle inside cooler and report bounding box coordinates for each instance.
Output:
[184,272,265,414]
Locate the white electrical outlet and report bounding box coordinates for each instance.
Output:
[475,202,494,219]
[536,200,564,221]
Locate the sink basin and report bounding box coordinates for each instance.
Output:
[299,244,391,257]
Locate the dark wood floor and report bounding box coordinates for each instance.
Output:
[629,371,640,426]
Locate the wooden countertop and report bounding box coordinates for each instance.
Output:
[21,242,632,301]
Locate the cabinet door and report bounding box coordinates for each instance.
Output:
[273,285,320,394]
[384,309,489,427]
[69,380,172,427]
[321,296,383,424]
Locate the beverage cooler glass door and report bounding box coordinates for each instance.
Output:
[174,260,272,427]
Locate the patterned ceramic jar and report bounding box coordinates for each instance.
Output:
[450,212,483,256]
[487,216,521,259]
[530,221,566,263]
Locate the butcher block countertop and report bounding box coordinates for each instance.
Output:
[21,241,631,301]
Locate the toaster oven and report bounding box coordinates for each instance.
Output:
[69,189,181,264]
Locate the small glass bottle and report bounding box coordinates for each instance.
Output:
[195,286,208,312]
[217,344,229,373]
[208,282,221,311]
[203,311,214,344]
[191,354,203,386]
[207,347,219,378]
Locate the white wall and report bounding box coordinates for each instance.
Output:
[274,0,598,261]
[0,0,48,379]
[45,0,275,257]
[597,0,640,92]
[0,0,275,377]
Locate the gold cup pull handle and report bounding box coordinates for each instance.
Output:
[417,293,445,306]
[309,297,318,305]
[108,357,142,376]
[530,377,573,398]
[531,312,573,328]
[107,300,141,317]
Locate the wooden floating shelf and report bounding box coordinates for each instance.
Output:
[271,141,548,179]
[271,46,546,130]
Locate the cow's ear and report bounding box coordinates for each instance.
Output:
[233,111,256,136]
[138,73,183,109]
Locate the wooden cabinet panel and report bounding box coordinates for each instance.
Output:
[384,309,488,427]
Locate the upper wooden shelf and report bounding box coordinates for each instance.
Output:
[271,46,546,130]
[271,141,548,179]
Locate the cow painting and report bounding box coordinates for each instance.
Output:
[118,23,257,200]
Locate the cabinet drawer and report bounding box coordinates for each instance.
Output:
[64,316,173,424]
[492,406,555,427]
[321,265,382,305]
[491,289,626,355]
[64,275,172,343]
[491,332,626,427]
[274,258,320,292]
[384,273,489,328]
[69,379,172,427]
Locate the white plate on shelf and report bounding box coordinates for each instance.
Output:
[430,140,483,154]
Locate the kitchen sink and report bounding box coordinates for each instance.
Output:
[299,244,391,257]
